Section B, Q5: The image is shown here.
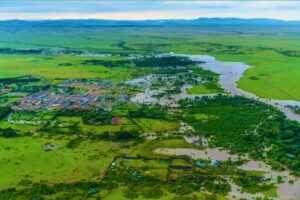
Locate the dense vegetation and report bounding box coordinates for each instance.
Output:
[0,107,11,119]
[133,56,196,68]
[81,59,131,67]
[179,95,300,172]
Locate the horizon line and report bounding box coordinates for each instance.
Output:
[1,17,299,22]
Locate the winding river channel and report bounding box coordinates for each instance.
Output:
[179,54,300,122]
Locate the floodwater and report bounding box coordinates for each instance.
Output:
[154,147,238,161]
[130,53,300,199]
[179,54,300,200]
[179,54,300,122]
[155,147,300,200]
[130,83,216,107]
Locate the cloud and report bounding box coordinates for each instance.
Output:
[0,1,300,20]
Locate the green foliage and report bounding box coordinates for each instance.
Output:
[57,109,111,125]
[66,137,82,148]
[232,172,274,194]
[179,95,300,172]
[81,59,131,67]
[0,181,115,200]
[0,128,18,138]
[187,82,223,94]
[128,105,167,119]
[0,106,11,119]
[133,56,196,68]
[100,129,141,141]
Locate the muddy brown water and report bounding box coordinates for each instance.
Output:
[155,147,300,200]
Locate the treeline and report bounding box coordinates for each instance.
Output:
[128,105,167,119]
[56,109,111,125]
[0,48,86,56]
[0,128,18,138]
[0,76,40,84]
[81,59,131,67]
[0,48,43,55]
[0,181,115,200]
[133,56,195,68]
[0,106,11,119]
[0,76,49,93]
[97,129,141,142]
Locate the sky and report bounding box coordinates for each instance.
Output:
[1,1,300,21]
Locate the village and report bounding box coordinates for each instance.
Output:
[11,78,129,111]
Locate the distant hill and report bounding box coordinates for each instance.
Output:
[0,18,300,27]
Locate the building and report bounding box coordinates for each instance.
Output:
[111,116,121,126]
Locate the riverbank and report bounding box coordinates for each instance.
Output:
[180,54,300,122]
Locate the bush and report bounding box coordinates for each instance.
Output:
[0,128,18,138]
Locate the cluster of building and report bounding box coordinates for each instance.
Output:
[13,87,128,111]
[14,91,101,110]
[9,78,132,111]
[40,48,111,57]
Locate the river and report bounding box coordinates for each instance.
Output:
[178,54,300,122]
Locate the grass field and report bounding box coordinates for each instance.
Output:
[1,27,300,99]
[130,139,201,159]
[187,82,224,95]
[134,118,179,133]
[0,136,121,189]
[0,54,134,81]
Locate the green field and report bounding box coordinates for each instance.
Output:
[187,82,224,95]
[0,54,134,81]
[0,136,121,189]
[1,27,300,99]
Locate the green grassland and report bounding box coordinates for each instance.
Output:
[134,118,180,133]
[130,139,202,159]
[187,82,224,95]
[0,136,123,189]
[1,27,300,99]
[0,54,135,82]
[0,120,42,133]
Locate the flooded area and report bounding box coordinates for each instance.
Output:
[229,181,265,200]
[155,146,300,200]
[129,53,300,199]
[240,159,271,171]
[129,53,300,122]
[154,147,239,161]
[130,84,215,107]
[180,54,300,122]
